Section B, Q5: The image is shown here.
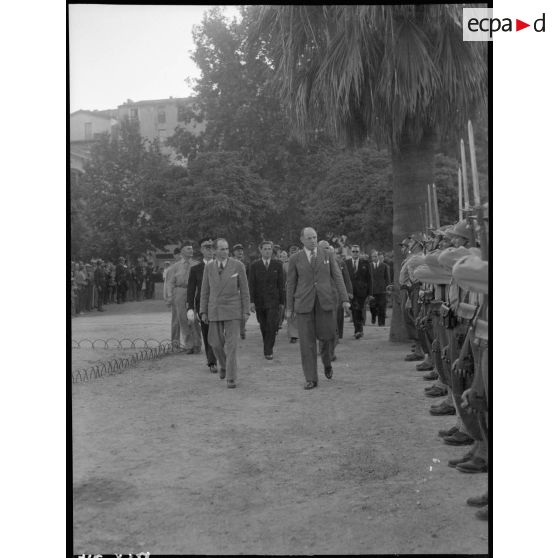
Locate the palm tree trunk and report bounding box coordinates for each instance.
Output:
[389,128,436,342]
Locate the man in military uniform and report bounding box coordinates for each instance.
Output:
[165,241,201,353]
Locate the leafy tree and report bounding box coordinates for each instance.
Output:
[181,151,276,245]
[72,119,189,261]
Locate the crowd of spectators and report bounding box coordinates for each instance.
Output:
[70,257,165,317]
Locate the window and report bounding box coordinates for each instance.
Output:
[129,107,138,120]
[84,122,92,140]
[157,107,166,124]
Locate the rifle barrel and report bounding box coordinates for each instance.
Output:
[460,139,470,209]
[458,168,464,220]
[468,120,481,206]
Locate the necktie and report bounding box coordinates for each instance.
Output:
[219,262,224,274]
[354,259,358,268]
[310,249,317,268]
[264,259,269,270]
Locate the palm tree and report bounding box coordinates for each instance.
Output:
[250,5,487,340]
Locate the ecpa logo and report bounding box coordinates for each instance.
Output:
[463,8,546,41]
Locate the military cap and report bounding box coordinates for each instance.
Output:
[446,220,470,239]
[232,244,243,251]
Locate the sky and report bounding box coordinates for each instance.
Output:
[69,4,239,112]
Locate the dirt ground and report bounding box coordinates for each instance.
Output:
[72,299,488,555]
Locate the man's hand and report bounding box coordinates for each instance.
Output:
[285,309,295,319]
[250,303,256,313]
[165,299,172,308]
[461,388,473,409]
[342,301,351,312]
[186,309,195,322]
[244,313,251,322]
[201,313,208,324]
[348,293,354,300]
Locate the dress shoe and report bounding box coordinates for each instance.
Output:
[448,449,475,468]
[265,355,273,360]
[405,353,424,361]
[429,401,456,416]
[227,379,236,389]
[425,385,448,398]
[456,456,488,473]
[219,368,226,379]
[355,332,363,339]
[209,364,218,374]
[475,506,489,520]
[467,492,489,507]
[184,348,194,354]
[304,381,318,390]
[443,431,474,446]
[240,333,246,340]
[331,355,337,362]
[324,366,333,379]
[422,370,439,381]
[378,322,385,327]
[438,425,459,438]
[290,337,298,343]
[416,361,434,371]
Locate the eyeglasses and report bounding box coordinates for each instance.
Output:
[351,250,359,253]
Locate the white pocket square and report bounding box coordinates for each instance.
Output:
[231,273,238,277]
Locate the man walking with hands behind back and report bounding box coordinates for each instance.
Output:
[249,240,285,360]
[369,250,391,326]
[346,245,373,338]
[200,238,250,389]
[286,227,350,390]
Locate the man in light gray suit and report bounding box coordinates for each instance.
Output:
[286,227,350,390]
[200,238,250,389]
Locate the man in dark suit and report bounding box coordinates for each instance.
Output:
[115,257,128,304]
[345,245,373,339]
[286,227,350,390]
[249,240,285,360]
[93,259,106,312]
[369,250,391,326]
[187,238,218,373]
[200,238,250,389]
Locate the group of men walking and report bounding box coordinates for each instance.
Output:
[165,228,392,391]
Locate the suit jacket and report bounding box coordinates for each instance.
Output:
[186,260,208,313]
[370,261,390,294]
[337,259,353,297]
[249,259,285,309]
[200,258,250,322]
[286,248,348,313]
[346,258,373,298]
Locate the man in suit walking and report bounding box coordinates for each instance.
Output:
[286,227,350,390]
[187,238,218,373]
[200,238,250,389]
[369,250,391,326]
[345,245,373,339]
[249,240,285,360]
